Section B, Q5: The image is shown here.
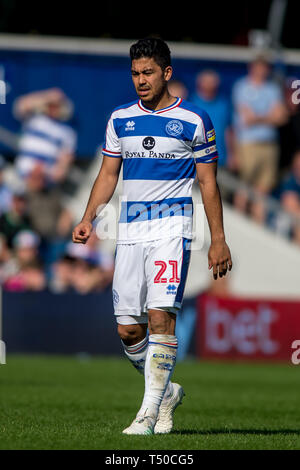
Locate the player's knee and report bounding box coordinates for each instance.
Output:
[117,324,143,345]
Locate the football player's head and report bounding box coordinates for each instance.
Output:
[130,37,173,103]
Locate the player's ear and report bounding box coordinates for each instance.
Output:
[164,66,173,82]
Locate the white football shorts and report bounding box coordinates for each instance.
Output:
[112,237,191,324]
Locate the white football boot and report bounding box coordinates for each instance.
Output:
[122,413,155,435]
[154,383,185,434]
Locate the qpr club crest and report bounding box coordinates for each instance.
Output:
[165,120,183,137]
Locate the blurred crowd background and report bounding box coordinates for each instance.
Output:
[0,0,299,299]
[0,0,299,362]
[0,52,300,294]
[0,87,115,293]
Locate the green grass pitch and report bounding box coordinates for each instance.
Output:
[0,355,300,450]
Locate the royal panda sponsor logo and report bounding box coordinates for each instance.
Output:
[124,150,176,159]
[142,136,155,150]
[125,151,146,158]
[148,151,176,159]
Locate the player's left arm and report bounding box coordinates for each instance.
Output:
[196,161,232,280]
[192,109,232,279]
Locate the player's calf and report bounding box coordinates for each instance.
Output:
[137,334,178,421]
[118,320,174,397]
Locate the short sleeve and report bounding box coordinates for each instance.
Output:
[102,114,122,157]
[192,110,219,164]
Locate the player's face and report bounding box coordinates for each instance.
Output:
[131,57,172,103]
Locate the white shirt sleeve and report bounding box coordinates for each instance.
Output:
[102,113,122,157]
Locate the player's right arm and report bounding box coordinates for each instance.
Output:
[72,155,122,243]
[73,110,122,244]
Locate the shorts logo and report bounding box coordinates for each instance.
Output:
[165,120,183,137]
[112,289,119,305]
[166,284,177,295]
[142,136,155,150]
[206,129,216,142]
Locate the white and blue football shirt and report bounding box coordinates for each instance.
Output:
[102,97,218,244]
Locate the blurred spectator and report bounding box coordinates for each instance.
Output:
[278,77,300,174]
[50,234,114,294]
[12,230,41,268]
[191,69,233,167]
[25,165,73,263]
[0,155,12,216]
[232,56,288,223]
[277,150,300,244]
[0,234,17,284]
[84,231,115,273]
[70,257,108,294]
[0,190,32,248]
[4,230,46,292]
[49,254,75,293]
[13,88,76,185]
[168,79,188,100]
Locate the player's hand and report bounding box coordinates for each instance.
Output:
[208,240,233,280]
[72,221,93,244]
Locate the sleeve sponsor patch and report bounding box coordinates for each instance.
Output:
[206,129,216,142]
[194,145,217,158]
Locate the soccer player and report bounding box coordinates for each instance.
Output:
[72,38,232,435]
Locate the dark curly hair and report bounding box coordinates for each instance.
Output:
[130,37,171,70]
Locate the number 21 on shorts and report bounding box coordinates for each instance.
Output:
[154,260,180,284]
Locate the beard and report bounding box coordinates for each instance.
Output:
[139,82,167,105]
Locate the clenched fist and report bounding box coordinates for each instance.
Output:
[72,221,93,244]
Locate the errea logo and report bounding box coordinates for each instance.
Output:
[125,120,135,131]
[166,284,177,295]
